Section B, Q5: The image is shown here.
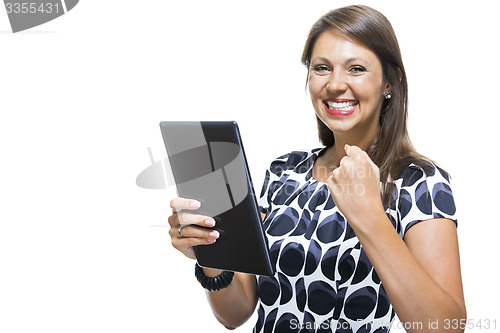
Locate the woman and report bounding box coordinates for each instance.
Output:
[168,5,466,333]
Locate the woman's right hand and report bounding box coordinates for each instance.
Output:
[168,197,220,259]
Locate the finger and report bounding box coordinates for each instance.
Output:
[167,210,216,228]
[327,172,335,184]
[167,213,179,227]
[339,156,348,168]
[177,212,216,227]
[344,144,362,157]
[330,167,340,178]
[171,224,220,241]
[172,234,217,249]
[326,176,342,197]
[170,197,201,213]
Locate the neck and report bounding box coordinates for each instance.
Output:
[325,128,379,167]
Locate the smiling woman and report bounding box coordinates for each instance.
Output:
[166,5,466,333]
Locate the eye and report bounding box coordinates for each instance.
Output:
[312,65,331,74]
[348,65,366,74]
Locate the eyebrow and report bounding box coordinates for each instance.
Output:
[310,56,366,66]
[310,57,331,65]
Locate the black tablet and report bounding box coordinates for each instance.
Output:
[159,121,274,277]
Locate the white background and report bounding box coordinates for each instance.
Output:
[0,0,498,332]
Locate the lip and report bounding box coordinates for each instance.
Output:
[323,99,358,116]
[326,98,354,102]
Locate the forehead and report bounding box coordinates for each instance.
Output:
[311,30,380,65]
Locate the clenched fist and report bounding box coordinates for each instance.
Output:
[327,145,385,227]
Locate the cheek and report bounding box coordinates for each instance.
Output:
[308,74,324,92]
[308,78,326,104]
[352,78,384,104]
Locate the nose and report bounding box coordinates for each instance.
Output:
[326,70,348,94]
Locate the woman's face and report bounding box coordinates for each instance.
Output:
[308,30,388,140]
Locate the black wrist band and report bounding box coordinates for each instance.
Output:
[194,263,234,291]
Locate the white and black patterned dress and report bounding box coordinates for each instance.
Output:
[254,148,457,333]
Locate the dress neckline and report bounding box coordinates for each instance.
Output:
[307,146,330,185]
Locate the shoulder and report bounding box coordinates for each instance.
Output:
[393,160,457,224]
[394,160,451,188]
[267,147,324,177]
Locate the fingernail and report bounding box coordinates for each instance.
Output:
[345,144,350,152]
[209,231,220,239]
[190,201,201,209]
[205,219,216,227]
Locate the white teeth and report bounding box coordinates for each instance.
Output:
[325,100,357,110]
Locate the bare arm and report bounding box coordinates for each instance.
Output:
[203,269,259,329]
[168,198,260,329]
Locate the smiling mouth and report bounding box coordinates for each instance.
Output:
[324,100,358,111]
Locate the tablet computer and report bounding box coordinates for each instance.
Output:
[159,121,274,277]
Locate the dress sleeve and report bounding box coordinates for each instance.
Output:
[397,163,458,236]
[258,153,289,216]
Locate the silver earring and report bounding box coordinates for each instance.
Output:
[384,91,392,100]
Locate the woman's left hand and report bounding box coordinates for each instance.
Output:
[326,145,385,226]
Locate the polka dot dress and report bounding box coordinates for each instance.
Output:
[253,148,457,333]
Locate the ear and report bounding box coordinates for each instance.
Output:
[383,67,403,94]
[383,82,391,97]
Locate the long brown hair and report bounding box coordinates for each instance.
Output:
[301,5,433,205]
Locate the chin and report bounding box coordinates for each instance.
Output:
[316,112,356,134]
